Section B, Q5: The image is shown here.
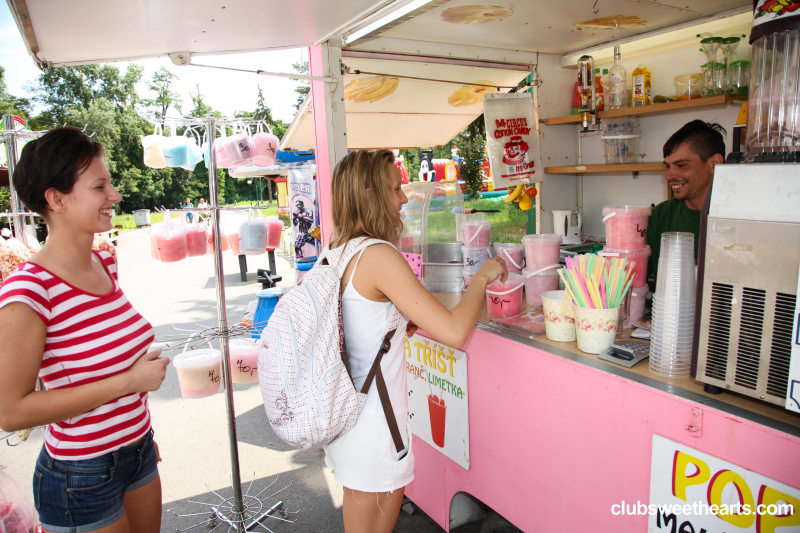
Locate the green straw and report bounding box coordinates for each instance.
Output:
[559,268,587,308]
[615,275,635,308]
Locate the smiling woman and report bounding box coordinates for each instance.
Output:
[0,127,168,533]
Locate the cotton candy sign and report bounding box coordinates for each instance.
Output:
[483,92,542,189]
[402,252,422,280]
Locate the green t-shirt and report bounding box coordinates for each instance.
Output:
[646,199,701,285]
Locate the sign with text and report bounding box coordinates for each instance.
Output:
[483,92,542,189]
[288,168,319,260]
[405,333,469,469]
[648,435,800,533]
[785,266,800,414]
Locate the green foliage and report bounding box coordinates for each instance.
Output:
[143,67,182,119]
[453,116,486,200]
[291,61,309,111]
[0,66,32,119]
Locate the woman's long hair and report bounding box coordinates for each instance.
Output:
[331,149,403,246]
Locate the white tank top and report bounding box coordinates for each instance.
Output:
[342,250,410,417]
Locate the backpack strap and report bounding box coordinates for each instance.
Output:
[360,328,404,454]
[324,237,397,279]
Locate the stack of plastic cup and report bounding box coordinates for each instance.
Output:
[649,232,696,378]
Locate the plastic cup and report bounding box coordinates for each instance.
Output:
[624,288,648,328]
[602,206,652,249]
[574,305,620,354]
[239,217,268,255]
[149,220,188,263]
[486,273,524,317]
[428,394,446,448]
[214,138,232,169]
[224,132,253,165]
[522,267,560,307]
[493,243,525,274]
[462,220,491,247]
[228,338,259,383]
[600,245,651,288]
[266,219,284,249]
[522,234,562,271]
[174,348,223,399]
[462,246,492,274]
[542,290,576,342]
[162,136,191,168]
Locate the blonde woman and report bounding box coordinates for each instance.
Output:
[325,150,507,533]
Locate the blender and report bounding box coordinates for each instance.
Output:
[698,36,723,96]
[721,35,746,96]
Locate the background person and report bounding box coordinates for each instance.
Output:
[647,120,726,286]
[324,149,507,533]
[182,197,194,223]
[0,127,168,533]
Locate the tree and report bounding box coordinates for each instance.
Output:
[291,61,309,110]
[454,115,486,199]
[0,66,32,119]
[143,67,182,119]
[251,86,289,140]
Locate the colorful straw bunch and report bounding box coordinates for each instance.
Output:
[557,254,635,310]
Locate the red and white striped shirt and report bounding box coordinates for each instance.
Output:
[0,250,155,460]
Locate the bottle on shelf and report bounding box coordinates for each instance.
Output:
[608,45,627,110]
[631,64,652,107]
[595,68,604,111]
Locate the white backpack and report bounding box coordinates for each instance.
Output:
[257,237,407,452]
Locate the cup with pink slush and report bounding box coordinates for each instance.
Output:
[602,206,652,249]
[486,273,524,317]
[493,242,525,274]
[428,394,446,448]
[522,234,562,271]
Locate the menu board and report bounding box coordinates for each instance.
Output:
[405,333,469,470]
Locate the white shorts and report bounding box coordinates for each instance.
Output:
[324,411,415,493]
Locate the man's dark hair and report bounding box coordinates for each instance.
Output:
[663,120,726,161]
[13,127,104,216]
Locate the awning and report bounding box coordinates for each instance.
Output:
[280,54,530,150]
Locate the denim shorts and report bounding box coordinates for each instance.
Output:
[33,428,159,533]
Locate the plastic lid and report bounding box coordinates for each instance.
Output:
[522,233,562,242]
[602,205,652,217]
[731,60,751,66]
[487,273,524,290]
[603,69,608,74]
[297,262,314,272]
[595,68,600,73]
[722,36,740,44]
[700,37,723,44]
[463,220,491,228]
[256,287,283,298]
[600,134,641,139]
[230,338,258,346]
[174,349,221,368]
[493,242,523,250]
[601,245,652,256]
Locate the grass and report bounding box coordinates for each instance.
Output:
[424,196,528,245]
[112,202,279,231]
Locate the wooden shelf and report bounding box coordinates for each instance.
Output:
[544,163,666,174]
[544,95,745,125]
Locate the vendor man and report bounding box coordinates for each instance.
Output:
[647,120,726,285]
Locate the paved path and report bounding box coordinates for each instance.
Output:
[0,226,456,533]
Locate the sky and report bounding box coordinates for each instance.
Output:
[0,3,307,124]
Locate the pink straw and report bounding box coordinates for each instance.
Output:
[576,272,594,309]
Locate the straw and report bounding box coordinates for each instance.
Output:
[600,276,607,309]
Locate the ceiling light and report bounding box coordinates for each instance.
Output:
[343,0,435,45]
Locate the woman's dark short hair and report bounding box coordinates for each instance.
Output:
[12,127,104,216]
[663,120,726,162]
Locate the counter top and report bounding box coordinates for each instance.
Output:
[431,292,800,435]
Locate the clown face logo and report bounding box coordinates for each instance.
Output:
[502,136,529,165]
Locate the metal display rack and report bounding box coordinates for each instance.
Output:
[2,114,295,531]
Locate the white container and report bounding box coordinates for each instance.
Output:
[238,211,268,255]
[541,290,576,342]
[462,246,492,274]
[133,209,151,227]
[575,306,620,354]
[228,338,259,383]
[173,340,222,399]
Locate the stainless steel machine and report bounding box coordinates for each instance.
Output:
[693,165,799,406]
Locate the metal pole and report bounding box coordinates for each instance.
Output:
[2,116,28,244]
[205,117,245,521]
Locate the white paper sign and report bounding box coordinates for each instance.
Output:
[404,333,469,469]
[647,435,800,533]
[483,92,542,189]
[786,266,800,414]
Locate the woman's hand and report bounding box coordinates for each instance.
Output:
[475,256,508,286]
[406,321,419,337]
[154,440,162,462]
[123,350,169,395]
